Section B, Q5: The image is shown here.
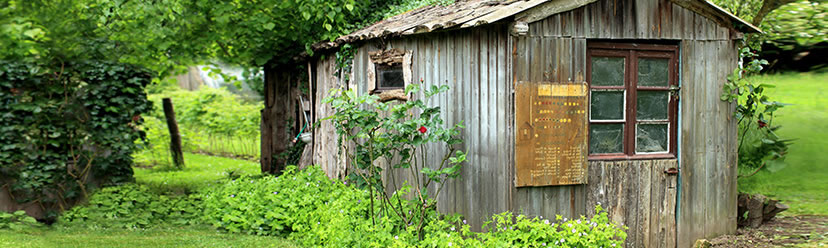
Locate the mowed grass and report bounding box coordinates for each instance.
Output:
[133,152,261,193]
[737,72,828,216]
[0,226,294,248]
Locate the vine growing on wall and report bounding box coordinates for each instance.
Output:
[0,61,152,218]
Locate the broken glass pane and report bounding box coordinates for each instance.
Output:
[636,123,668,153]
[590,124,624,154]
[636,91,668,120]
[591,90,624,120]
[638,58,669,87]
[591,56,625,86]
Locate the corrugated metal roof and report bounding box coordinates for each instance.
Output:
[313,0,548,50]
[312,0,759,51]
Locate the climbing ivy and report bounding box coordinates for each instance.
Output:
[0,61,152,218]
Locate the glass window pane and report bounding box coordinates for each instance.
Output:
[638,58,669,87]
[590,124,624,154]
[377,64,404,88]
[636,123,668,153]
[591,56,625,86]
[636,91,669,120]
[590,91,624,120]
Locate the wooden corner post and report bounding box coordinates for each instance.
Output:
[261,63,294,174]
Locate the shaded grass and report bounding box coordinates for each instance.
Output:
[133,152,261,193]
[0,225,294,248]
[737,72,828,216]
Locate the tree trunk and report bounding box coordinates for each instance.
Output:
[752,0,796,26]
[162,98,185,169]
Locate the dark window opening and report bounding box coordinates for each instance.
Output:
[376,63,404,90]
[587,42,679,160]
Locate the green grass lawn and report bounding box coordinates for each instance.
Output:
[737,72,828,216]
[134,152,261,193]
[0,225,295,248]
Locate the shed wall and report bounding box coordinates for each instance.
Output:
[525,0,739,246]
[311,0,739,247]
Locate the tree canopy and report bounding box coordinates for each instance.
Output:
[1,0,453,77]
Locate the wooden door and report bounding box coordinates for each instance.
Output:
[586,159,678,248]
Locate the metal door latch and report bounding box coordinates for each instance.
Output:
[664,167,679,175]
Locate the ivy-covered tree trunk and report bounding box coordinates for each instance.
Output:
[261,63,296,174]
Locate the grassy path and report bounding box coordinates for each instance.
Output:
[134,152,261,193]
[737,72,828,216]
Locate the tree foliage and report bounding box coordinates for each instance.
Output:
[0,61,153,218]
[1,0,456,77]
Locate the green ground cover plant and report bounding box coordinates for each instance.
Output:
[737,72,828,216]
[60,184,202,229]
[0,211,40,231]
[204,165,627,247]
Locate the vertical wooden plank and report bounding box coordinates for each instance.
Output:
[677,39,695,248]
[635,0,649,38]
[478,28,491,220]
[638,160,652,248]
[572,7,585,38]
[498,27,510,213]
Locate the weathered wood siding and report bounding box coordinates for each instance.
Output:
[312,56,348,179]
[310,0,739,247]
[525,0,739,247]
[676,40,739,247]
[313,25,515,229]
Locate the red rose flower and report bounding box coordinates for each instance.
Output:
[132,115,141,122]
[757,120,767,128]
[418,126,427,134]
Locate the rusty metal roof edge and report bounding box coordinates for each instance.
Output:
[305,0,761,57]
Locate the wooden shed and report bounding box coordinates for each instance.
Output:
[261,0,760,246]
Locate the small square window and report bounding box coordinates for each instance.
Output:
[376,63,404,90]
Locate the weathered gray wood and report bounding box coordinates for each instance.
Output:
[307,1,742,245]
[529,0,732,41]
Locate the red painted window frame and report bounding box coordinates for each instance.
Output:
[586,42,679,160]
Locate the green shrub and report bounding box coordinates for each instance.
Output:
[202,165,627,247]
[0,210,41,231]
[60,184,203,229]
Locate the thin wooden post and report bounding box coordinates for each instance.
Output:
[162,98,185,169]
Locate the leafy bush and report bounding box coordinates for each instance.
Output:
[0,211,41,231]
[0,61,152,216]
[60,184,203,229]
[324,84,466,239]
[202,165,626,247]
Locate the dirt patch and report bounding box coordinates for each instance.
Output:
[710,215,828,247]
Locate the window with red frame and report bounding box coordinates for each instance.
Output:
[587,43,679,159]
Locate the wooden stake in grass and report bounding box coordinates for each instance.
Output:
[163,98,185,169]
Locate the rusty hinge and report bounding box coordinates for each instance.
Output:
[664,167,679,175]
